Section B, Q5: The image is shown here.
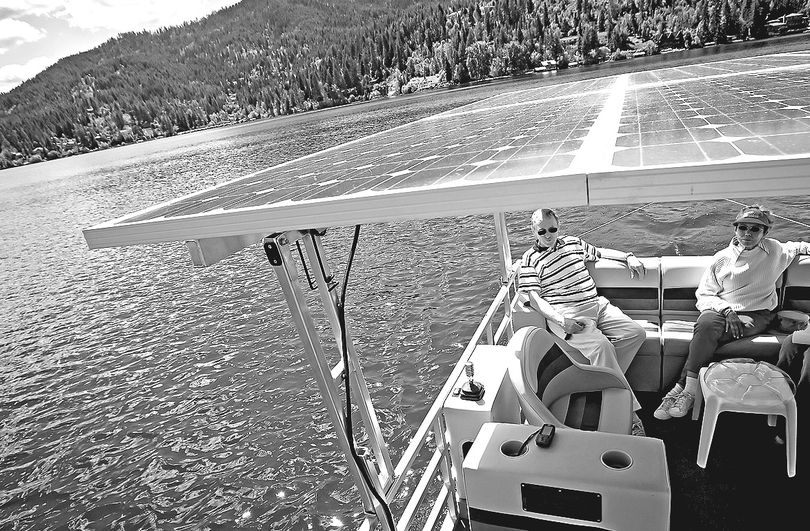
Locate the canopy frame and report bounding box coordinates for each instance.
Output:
[262,230,394,529]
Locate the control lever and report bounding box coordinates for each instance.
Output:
[459,361,485,401]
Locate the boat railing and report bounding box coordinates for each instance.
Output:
[357,264,519,530]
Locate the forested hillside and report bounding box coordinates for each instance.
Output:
[0,0,807,169]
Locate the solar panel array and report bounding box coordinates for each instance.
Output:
[121,77,612,224]
[85,51,810,249]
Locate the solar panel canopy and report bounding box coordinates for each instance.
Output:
[84,51,810,256]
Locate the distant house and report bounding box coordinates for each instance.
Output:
[767,13,809,36]
[785,13,808,32]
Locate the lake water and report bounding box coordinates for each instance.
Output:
[2,42,810,530]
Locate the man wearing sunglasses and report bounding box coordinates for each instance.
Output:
[518,208,648,435]
[656,205,810,420]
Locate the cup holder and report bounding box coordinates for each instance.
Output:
[601,449,633,470]
[501,440,529,457]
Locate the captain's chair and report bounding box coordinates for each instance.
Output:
[507,326,635,435]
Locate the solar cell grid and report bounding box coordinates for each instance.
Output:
[84,52,810,250]
[612,65,810,169]
[434,77,612,119]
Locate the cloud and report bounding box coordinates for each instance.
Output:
[0,19,46,55]
[0,56,55,93]
[12,0,240,33]
[1,2,64,19]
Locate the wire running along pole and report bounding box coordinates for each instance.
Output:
[336,225,397,531]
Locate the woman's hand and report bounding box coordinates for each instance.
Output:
[725,310,754,339]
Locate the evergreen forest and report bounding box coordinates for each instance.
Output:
[1,0,808,169]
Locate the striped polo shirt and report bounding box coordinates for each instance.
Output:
[518,235,601,310]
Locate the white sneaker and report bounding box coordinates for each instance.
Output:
[654,385,683,420]
[668,392,695,418]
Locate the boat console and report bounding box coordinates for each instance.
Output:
[464,423,670,531]
[443,346,521,516]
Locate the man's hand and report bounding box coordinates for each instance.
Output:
[562,317,586,335]
[725,310,754,339]
[627,255,646,279]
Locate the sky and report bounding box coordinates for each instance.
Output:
[0,0,241,94]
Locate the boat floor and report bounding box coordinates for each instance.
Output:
[635,390,808,531]
[453,390,808,531]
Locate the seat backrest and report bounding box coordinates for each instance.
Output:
[783,255,810,313]
[661,255,787,320]
[660,256,713,320]
[507,327,596,424]
[511,257,661,332]
[523,333,581,404]
[507,327,564,426]
[508,326,634,432]
[587,257,661,322]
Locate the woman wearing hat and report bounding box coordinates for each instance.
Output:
[655,205,810,420]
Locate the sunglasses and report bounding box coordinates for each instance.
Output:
[735,224,763,233]
[536,227,559,236]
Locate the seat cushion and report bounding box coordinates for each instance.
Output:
[548,387,632,435]
[626,319,662,392]
[714,334,787,358]
[661,320,787,388]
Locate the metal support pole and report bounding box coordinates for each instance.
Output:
[302,232,395,489]
[432,415,460,523]
[263,234,392,530]
[493,212,514,341]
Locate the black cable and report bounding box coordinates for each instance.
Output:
[311,233,335,289]
[517,427,543,456]
[336,225,396,530]
[295,240,317,290]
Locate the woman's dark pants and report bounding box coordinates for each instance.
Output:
[678,309,774,386]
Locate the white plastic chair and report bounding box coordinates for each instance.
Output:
[692,359,797,477]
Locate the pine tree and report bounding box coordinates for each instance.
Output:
[751,0,770,38]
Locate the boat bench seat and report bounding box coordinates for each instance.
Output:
[588,258,662,392]
[511,255,810,393]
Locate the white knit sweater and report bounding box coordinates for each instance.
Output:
[696,238,810,313]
